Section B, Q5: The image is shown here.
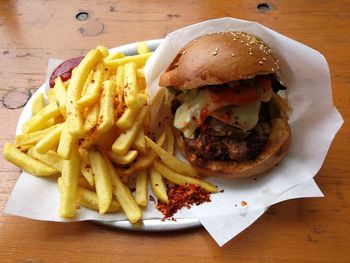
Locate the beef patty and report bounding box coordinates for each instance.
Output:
[181,103,271,162]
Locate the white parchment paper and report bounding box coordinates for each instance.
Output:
[5,18,343,247]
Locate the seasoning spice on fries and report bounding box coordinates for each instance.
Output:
[2,42,217,222]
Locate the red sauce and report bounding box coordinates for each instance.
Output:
[208,85,261,105]
[49,56,84,88]
[258,77,272,92]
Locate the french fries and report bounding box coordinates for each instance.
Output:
[88,150,112,214]
[59,144,80,218]
[135,169,148,206]
[149,165,169,204]
[22,102,61,133]
[154,161,217,193]
[145,136,198,177]
[3,143,58,176]
[105,156,142,223]
[3,42,218,223]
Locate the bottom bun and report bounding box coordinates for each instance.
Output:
[175,94,291,178]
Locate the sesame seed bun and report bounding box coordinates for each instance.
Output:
[159,31,279,90]
[175,94,291,178]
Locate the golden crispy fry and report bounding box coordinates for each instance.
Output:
[57,124,75,159]
[105,52,152,71]
[31,92,45,115]
[123,62,139,109]
[105,52,125,61]
[145,136,198,177]
[79,148,94,186]
[66,49,103,137]
[164,126,174,155]
[22,103,61,133]
[96,45,109,57]
[47,89,56,104]
[59,144,80,218]
[81,72,93,96]
[132,129,147,154]
[96,80,115,133]
[88,150,113,214]
[3,143,58,176]
[83,101,100,133]
[154,161,217,193]
[115,66,125,117]
[116,93,147,130]
[77,63,105,108]
[137,77,147,94]
[27,148,63,172]
[123,132,165,175]
[53,77,67,117]
[16,123,62,146]
[35,124,63,154]
[112,105,149,155]
[105,156,142,223]
[136,42,150,54]
[108,150,138,165]
[149,165,169,204]
[135,169,148,206]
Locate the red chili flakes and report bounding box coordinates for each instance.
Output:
[219,189,224,193]
[156,184,211,219]
[149,195,156,204]
[241,201,248,206]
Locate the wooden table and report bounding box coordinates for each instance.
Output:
[1,0,349,262]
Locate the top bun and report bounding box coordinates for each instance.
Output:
[159,31,279,90]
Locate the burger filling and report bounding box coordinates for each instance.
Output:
[166,74,286,162]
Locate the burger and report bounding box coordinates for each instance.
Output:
[159,32,291,178]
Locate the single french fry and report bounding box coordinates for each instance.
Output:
[79,148,94,186]
[57,124,74,159]
[88,150,112,214]
[66,49,103,137]
[22,103,61,133]
[124,132,165,175]
[132,129,147,154]
[31,92,45,115]
[3,143,58,176]
[35,124,63,154]
[137,77,147,94]
[81,72,93,97]
[77,63,105,108]
[105,156,142,223]
[115,66,125,117]
[145,136,198,177]
[108,150,138,165]
[123,62,139,109]
[47,89,56,104]
[112,105,149,155]
[136,42,150,55]
[115,93,147,130]
[135,169,148,206]
[27,147,63,172]
[54,76,67,117]
[83,101,100,133]
[164,126,174,155]
[59,144,80,218]
[16,123,62,146]
[149,165,169,204]
[105,52,152,71]
[96,80,115,133]
[105,51,125,61]
[154,161,217,193]
[96,45,109,57]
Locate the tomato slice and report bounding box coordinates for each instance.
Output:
[258,77,272,92]
[207,84,261,105]
[49,56,84,88]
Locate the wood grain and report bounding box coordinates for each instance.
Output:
[1,0,349,262]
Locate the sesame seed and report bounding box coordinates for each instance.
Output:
[231,53,235,57]
[262,57,266,61]
[249,52,253,56]
[240,40,244,44]
[259,61,263,65]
